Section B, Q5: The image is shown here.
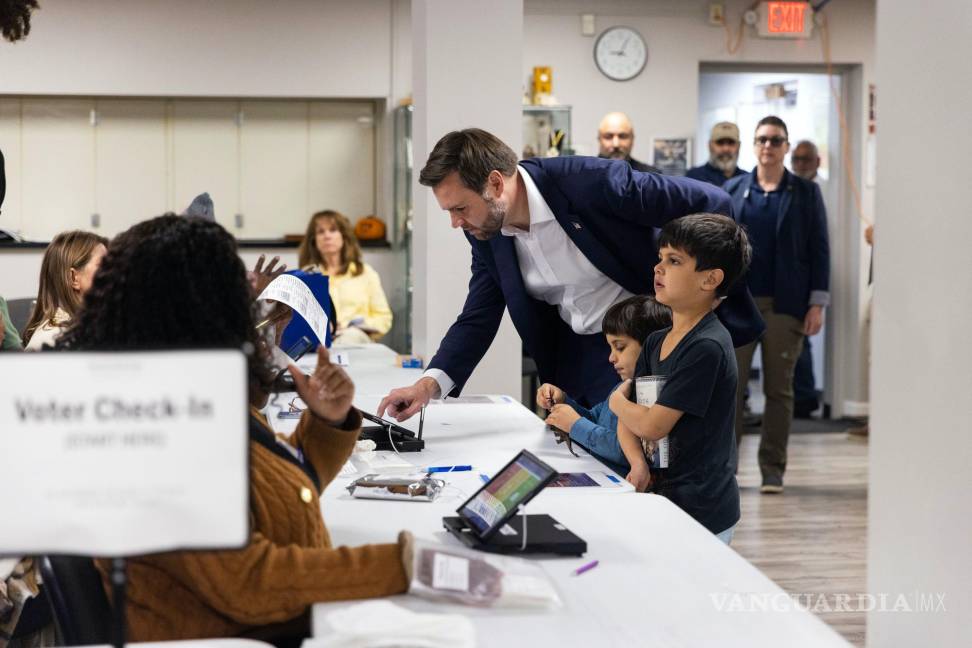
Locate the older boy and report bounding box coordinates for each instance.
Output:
[609,213,752,544]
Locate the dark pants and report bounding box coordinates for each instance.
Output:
[734,298,805,482]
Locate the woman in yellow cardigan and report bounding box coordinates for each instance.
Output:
[58,215,411,644]
[298,210,392,344]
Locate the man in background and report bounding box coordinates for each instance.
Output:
[597,112,662,173]
[791,140,821,181]
[687,121,747,187]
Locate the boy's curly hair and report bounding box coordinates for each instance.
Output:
[57,214,275,390]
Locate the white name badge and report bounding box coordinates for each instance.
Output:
[0,351,249,556]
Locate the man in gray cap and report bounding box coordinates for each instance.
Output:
[686,121,747,187]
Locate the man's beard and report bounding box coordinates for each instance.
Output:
[469,194,507,241]
[794,168,817,180]
[602,148,628,160]
[709,151,738,173]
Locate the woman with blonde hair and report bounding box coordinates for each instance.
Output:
[298,210,392,344]
[23,230,108,350]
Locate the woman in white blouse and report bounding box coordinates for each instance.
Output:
[23,230,107,350]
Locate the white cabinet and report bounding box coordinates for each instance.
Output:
[21,99,96,239]
[94,99,168,234]
[170,100,241,232]
[239,100,309,238]
[0,97,377,241]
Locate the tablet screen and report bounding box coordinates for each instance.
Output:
[457,450,557,539]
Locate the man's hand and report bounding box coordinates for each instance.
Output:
[864,224,874,246]
[377,377,440,422]
[804,305,824,337]
[545,404,581,433]
[248,254,287,298]
[625,461,652,492]
[288,346,354,425]
[608,379,633,415]
[536,383,565,410]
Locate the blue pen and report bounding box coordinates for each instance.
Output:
[426,465,472,473]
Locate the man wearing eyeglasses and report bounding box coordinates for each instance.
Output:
[686,122,747,187]
[723,116,830,494]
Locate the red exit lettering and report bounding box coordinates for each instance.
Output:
[767,2,807,33]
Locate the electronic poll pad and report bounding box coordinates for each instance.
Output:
[443,449,587,556]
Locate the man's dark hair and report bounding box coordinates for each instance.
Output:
[657,213,752,298]
[755,115,789,140]
[1,0,39,42]
[57,214,276,390]
[419,128,518,192]
[603,295,672,343]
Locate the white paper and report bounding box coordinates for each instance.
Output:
[332,351,350,367]
[432,553,470,592]
[636,376,669,469]
[338,460,358,477]
[258,274,330,346]
[0,351,249,555]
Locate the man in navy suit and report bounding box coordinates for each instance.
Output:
[377,129,763,421]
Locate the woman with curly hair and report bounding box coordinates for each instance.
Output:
[59,215,411,644]
[297,210,392,344]
[23,230,108,350]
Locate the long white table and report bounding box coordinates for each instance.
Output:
[269,345,849,647]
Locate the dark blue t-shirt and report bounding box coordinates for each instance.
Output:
[635,312,740,534]
[740,172,789,297]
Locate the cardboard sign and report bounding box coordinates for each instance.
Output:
[0,351,249,555]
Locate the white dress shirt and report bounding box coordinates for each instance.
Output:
[424,166,632,398]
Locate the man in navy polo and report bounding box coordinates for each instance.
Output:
[687,122,747,187]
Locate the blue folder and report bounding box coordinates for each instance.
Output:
[279,270,334,351]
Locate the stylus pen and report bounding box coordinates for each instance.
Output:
[572,560,599,576]
[426,465,472,473]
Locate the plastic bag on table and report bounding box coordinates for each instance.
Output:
[408,540,562,609]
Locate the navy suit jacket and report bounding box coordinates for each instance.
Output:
[428,156,765,404]
[724,169,830,320]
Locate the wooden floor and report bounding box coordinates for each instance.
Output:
[733,431,869,647]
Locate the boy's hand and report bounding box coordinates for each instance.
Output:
[536,383,565,410]
[625,462,652,492]
[545,404,581,434]
[608,379,633,414]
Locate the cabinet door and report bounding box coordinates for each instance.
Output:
[21,99,95,239]
[94,99,168,236]
[308,101,376,220]
[0,99,22,234]
[171,100,240,230]
[239,101,308,238]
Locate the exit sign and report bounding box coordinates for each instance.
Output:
[757,1,814,39]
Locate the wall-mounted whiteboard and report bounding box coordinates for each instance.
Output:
[0,97,377,240]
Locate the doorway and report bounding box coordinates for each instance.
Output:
[697,66,843,420]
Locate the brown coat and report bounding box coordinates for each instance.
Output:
[99,408,408,640]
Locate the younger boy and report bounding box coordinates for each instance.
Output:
[537,295,671,488]
[609,213,752,544]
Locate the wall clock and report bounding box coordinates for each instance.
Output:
[594,26,648,81]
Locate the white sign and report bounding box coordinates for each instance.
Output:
[0,351,249,556]
[258,274,330,346]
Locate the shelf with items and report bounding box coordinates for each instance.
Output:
[522,105,572,159]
